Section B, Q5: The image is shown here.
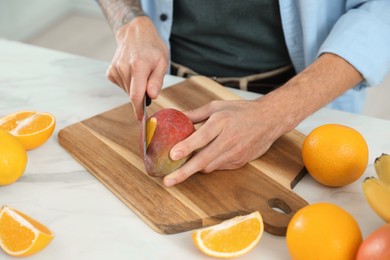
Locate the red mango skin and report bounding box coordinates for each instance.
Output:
[356,223,390,260]
[143,108,195,177]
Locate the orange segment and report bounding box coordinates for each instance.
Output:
[0,111,56,150]
[192,211,264,258]
[0,206,54,257]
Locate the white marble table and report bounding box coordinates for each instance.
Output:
[1,39,389,259]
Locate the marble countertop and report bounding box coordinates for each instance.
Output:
[1,39,389,259]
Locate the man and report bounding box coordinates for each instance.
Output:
[97,0,390,187]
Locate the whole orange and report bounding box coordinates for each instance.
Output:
[302,124,368,187]
[0,130,28,185]
[286,202,362,260]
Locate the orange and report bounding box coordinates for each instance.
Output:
[0,131,28,185]
[0,205,54,257]
[192,211,263,258]
[0,111,56,150]
[286,202,362,260]
[302,124,368,187]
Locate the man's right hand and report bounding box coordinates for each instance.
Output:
[107,16,169,121]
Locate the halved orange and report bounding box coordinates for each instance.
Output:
[0,205,54,256]
[0,111,56,150]
[192,211,264,258]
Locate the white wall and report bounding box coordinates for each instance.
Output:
[0,0,102,41]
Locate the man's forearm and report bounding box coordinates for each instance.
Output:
[259,53,363,134]
[97,0,146,32]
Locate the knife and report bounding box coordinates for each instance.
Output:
[143,93,151,159]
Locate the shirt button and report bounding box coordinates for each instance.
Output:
[160,13,168,21]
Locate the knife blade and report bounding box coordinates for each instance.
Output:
[143,93,151,159]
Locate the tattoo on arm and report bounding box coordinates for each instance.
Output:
[97,0,146,32]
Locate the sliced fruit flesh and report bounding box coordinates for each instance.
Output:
[0,209,36,252]
[201,217,261,252]
[0,207,53,254]
[146,117,157,148]
[0,112,53,135]
[15,114,53,135]
[0,112,35,132]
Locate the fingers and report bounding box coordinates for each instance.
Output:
[164,117,224,187]
[163,100,271,187]
[107,59,128,94]
[106,46,128,91]
[106,54,167,121]
[147,58,168,99]
[184,101,219,124]
[129,59,151,121]
[107,67,122,89]
[164,104,220,186]
[130,57,168,120]
[164,129,246,187]
[105,17,169,121]
[204,144,248,171]
[170,112,220,160]
[163,139,221,187]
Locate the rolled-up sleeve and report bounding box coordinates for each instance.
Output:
[319,0,390,88]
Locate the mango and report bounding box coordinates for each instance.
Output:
[141,108,195,177]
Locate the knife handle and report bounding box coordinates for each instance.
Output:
[145,94,151,106]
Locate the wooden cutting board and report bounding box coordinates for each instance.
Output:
[58,76,308,236]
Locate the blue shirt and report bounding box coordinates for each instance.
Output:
[140,0,390,113]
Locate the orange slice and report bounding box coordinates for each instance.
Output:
[0,111,56,150]
[192,211,264,258]
[0,206,54,256]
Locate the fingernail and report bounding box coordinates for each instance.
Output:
[150,85,160,97]
[170,150,182,161]
[165,178,176,187]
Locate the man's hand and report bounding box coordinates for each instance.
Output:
[163,99,285,187]
[107,16,169,121]
[162,53,363,187]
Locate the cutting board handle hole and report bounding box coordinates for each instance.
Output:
[268,198,292,215]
